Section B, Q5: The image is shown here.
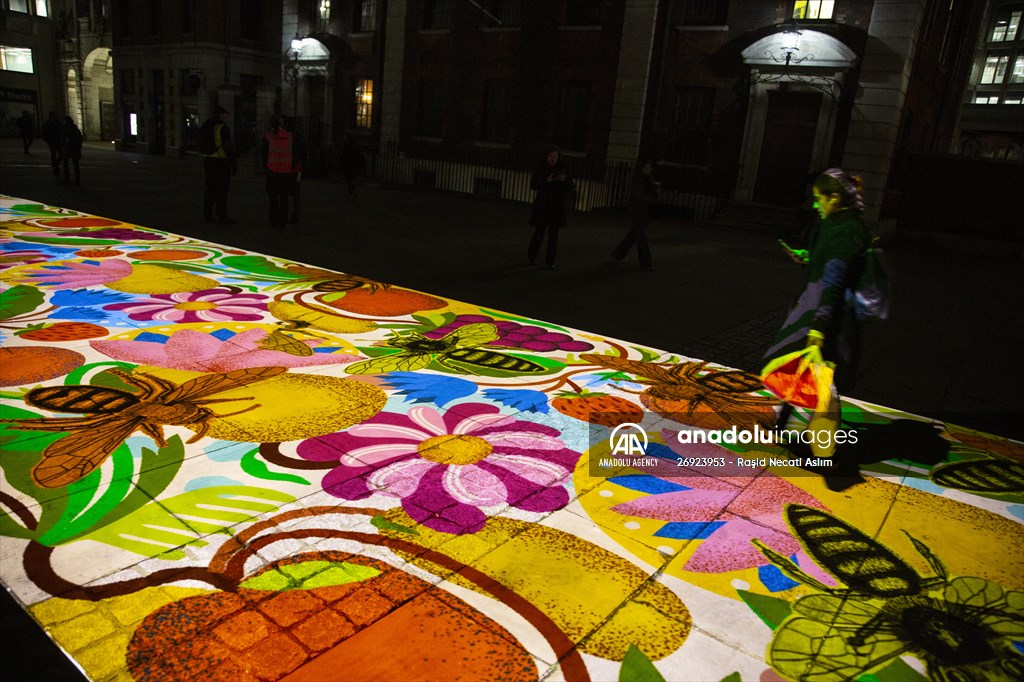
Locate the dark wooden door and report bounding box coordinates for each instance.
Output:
[754,91,822,207]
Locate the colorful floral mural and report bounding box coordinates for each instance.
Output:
[1,195,1022,681]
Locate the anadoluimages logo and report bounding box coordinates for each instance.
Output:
[608,422,648,456]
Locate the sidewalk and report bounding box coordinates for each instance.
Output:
[3,139,1021,438]
[1,140,1022,682]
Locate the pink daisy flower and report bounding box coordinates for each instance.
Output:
[297,403,581,534]
[103,288,269,323]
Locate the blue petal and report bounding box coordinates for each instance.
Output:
[51,288,134,306]
[382,372,477,407]
[759,560,801,592]
[482,388,550,413]
[50,306,110,322]
[654,521,725,540]
[609,474,689,494]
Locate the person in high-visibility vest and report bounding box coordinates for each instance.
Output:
[199,106,237,224]
[261,116,297,230]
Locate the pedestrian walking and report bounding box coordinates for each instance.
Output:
[764,167,870,429]
[60,116,84,186]
[261,116,298,230]
[338,133,365,199]
[17,111,33,154]
[198,105,237,224]
[612,159,659,270]
[527,147,574,270]
[41,111,62,176]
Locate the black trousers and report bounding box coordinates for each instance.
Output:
[203,158,232,220]
[62,153,81,185]
[528,222,560,266]
[47,143,60,175]
[612,226,652,267]
[265,172,294,229]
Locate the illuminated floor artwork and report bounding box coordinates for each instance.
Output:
[1,195,1022,682]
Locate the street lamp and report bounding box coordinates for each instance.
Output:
[283,33,303,118]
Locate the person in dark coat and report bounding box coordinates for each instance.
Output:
[527,147,575,269]
[41,111,62,176]
[17,111,33,154]
[60,116,84,186]
[764,167,869,427]
[338,132,365,199]
[612,159,659,270]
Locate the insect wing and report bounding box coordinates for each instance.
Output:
[442,323,499,349]
[24,384,138,414]
[261,330,315,357]
[32,417,143,488]
[581,353,680,384]
[345,352,432,374]
[163,367,287,403]
[768,613,906,682]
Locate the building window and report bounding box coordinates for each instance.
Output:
[0,45,33,73]
[792,1,834,20]
[122,68,136,94]
[555,82,590,151]
[419,79,444,137]
[7,0,29,12]
[182,0,196,32]
[682,0,728,26]
[565,0,601,26]
[981,54,1010,84]
[35,0,47,17]
[490,0,520,27]
[669,87,713,163]
[424,0,451,28]
[315,0,331,33]
[354,0,376,31]
[240,0,263,40]
[482,79,512,142]
[355,79,373,128]
[990,6,1022,42]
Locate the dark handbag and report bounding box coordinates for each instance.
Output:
[853,241,891,322]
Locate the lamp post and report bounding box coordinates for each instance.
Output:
[283,34,303,119]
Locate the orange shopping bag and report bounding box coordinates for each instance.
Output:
[760,346,832,410]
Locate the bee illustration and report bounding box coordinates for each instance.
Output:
[580,353,777,430]
[258,300,379,356]
[273,264,387,293]
[346,323,545,375]
[1,366,286,488]
[754,505,1024,681]
[928,458,1024,494]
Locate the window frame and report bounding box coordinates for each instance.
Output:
[354,79,373,128]
[791,0,835,21]
[555,81,591,152]
[668,86,714,164]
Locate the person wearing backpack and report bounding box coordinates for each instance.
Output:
[199,106,237,224]
[764,168,870,429]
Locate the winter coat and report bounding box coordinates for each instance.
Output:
[528,162,574,227]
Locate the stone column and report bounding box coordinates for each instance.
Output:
[606,0,660,163]
[380,0,409,143]
[841,0,926,226]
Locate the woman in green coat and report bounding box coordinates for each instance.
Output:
[765,168,869,423]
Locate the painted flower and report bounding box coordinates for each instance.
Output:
[0,249,52,271]
[297,403,581,534]
[610,435,833,579]
[91,328,359,371]
[102,288,269,322]
[425,314,594,352]
[18,258,133,288]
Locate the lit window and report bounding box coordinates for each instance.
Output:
[792,1,834,20]
[1004,95,1023,104]
[1011,55,1024,83]
[8,0,29,13]
[0,45,34,73]
[35,1,47,17]
[972,95,998,104]
[317,0,331,32]
[355,79,373,128]
[129,112,139,135]
[981,55,1010,84]
[990,9,1022,42]
[354,0,376,31]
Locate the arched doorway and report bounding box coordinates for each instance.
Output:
[735,30,857,207]
[66,67,82,128]
[82,48,116,141]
